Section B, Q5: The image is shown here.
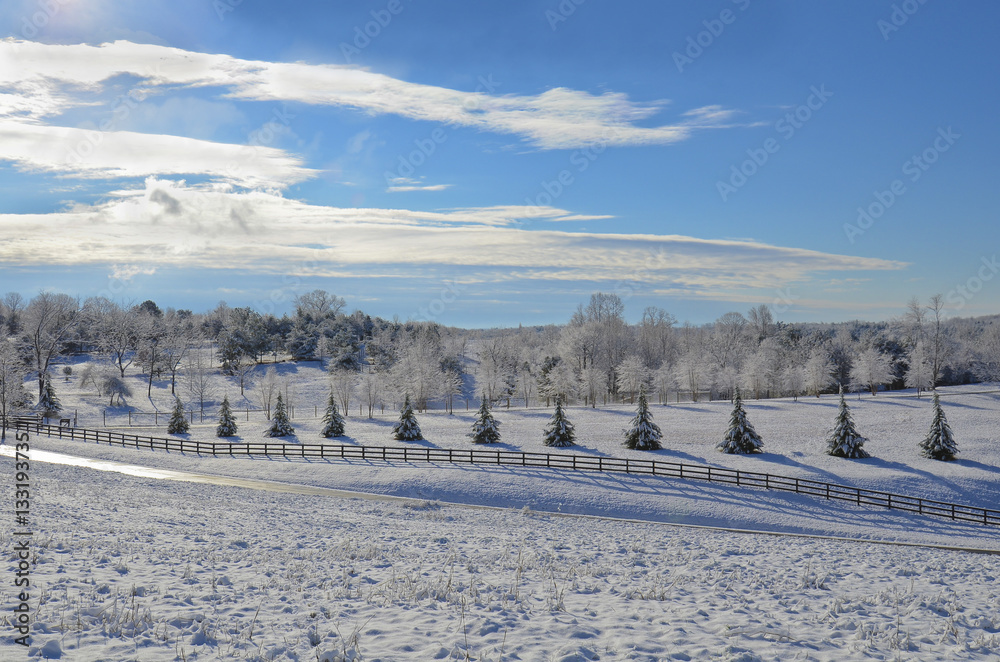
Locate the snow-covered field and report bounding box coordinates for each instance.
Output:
[3,361,1000,660]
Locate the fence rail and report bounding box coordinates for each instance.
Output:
[9,420,999,528]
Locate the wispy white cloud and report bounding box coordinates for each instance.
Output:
[0,119,315,188]
[1,39,742,150]
[0,179,907,298]
[386,176,452,193]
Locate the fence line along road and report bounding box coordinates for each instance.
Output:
[10,420,999,529]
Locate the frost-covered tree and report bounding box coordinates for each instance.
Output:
[851,347,894,396]
[615,355,649,404]
[920,392,957,461]
[0,338,30,441]
[623,388,662,451]
[803,349,835,397]
[718,388,763,454]
[469,393,501,444]
[320,390,346,438]
[392,394,423,441]
[34,373,61,419]
[543,398,576,447]
[167,397,189,434]
[265,392,295,437]
[826,388,870,458]
[216,395,238,437]
[904,342,934,396]
[24,292,78,399]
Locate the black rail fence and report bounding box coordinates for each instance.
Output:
[10,419,1000,528]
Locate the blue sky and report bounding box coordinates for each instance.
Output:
[1,0,998,327]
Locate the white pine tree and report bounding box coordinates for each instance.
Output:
[543,398,576,447]
[216,395,238,437]
[718,389,763,454]
[920,392,958,461]
[392,394,423,441]
[320,390,346,437]
[265,392,295,437]
[623,388,662,450]
[826,388,870,458]
[167,397,189,434]
[469,393,501,444]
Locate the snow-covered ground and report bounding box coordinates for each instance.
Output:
[2,455,999,661]
[3,361,1000,660]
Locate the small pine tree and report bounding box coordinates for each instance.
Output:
[826,387,870,458]
[718,388,763,454]
[216,395,238,437]
[920,391,958,461]
[392,394,422,441]
[543,398,576,447]
[469,393,501,444]
[266,392,295,437]
[35,374,61,419]
[167,397,189,434]
[321,390,346,438]
[623,388,661,450]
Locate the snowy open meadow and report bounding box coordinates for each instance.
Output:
[3,361,1000,660]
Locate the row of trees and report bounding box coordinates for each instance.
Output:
[3,289,1000,427]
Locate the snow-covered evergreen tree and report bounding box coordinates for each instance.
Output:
[469,393,501,444]
[826,387,870,458]
[167,397,189,434]
[920,391,958,460]
[392,394,422,441]
[718,388,763,454]
[35,373,61,419]
[265,392,295,437]
[216,395,238,437]
[320,390,346,438]
[623,388,662,450]
[543,397,576,447]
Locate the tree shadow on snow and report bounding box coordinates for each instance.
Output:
[748,452,847,484]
